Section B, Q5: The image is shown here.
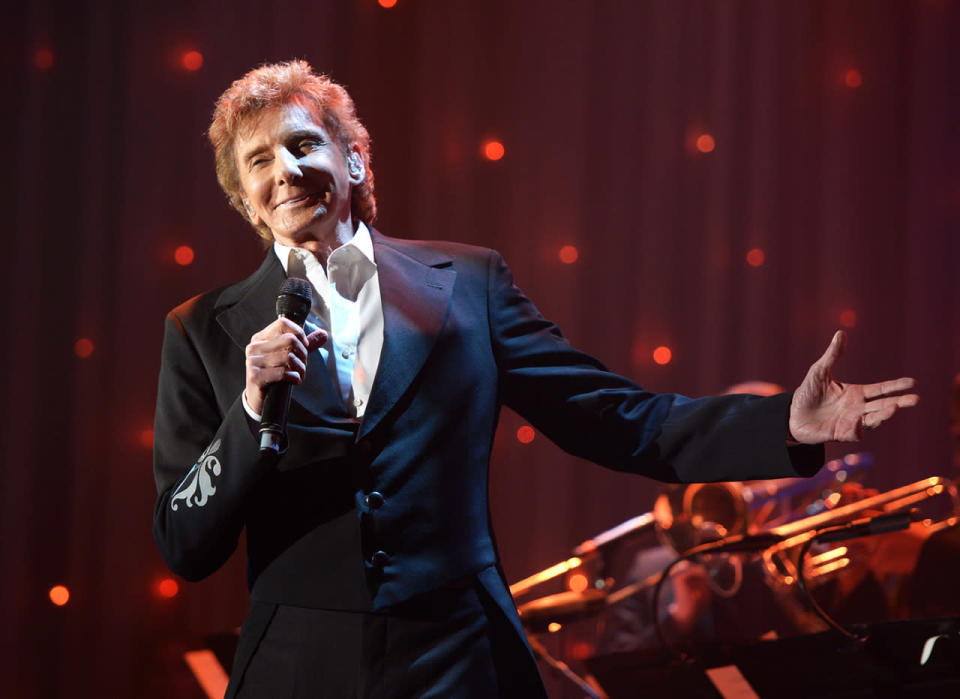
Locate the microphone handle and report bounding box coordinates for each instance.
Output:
[258,311,304,454]
[814,511,913,544]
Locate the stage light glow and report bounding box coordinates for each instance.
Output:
[746,248,765,267]
[157,578,179,599]
[844,69,862,88]
[181,50,204,72]
[696,134,716,153]
[139,429,154,449]
[74,338,95,358]
[568,572,589,593]
[34,48,54,70]
[547,622,562,633]
[516,425,535,444]
[570,641,594,660]
[653,346,672,365]
[839,309,856,328]
[378,0,398,6]
[49,585,69,606]
[175,245,195,266]
[558,245,579,264]
[482,140,505,161]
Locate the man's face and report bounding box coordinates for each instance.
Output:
[233,101,362,247]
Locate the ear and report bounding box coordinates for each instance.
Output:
[241,196,261,226]
[346,146,365,185]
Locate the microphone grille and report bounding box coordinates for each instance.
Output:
[280,276,312,301]
[276,277,313,324]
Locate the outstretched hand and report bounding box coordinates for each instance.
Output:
[788,330,918,444]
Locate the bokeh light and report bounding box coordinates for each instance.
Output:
[482,140,505,161]
[558,245,579,264]
[653,346,672,365]
[746,247,765,267]
[696,134,716,153]
[156,578,179,599]
[844,69,863,88]
[568,572,589,592]
[570,641,594,660]
[547,622,562,633]
[49,585,70,606]
[378,0,398,6]
[516,425,535,444]
[174,245,195,266]
[181,50,204,72]
[34,48,54,70]
[839,309,857,328]
[74,338,95,358]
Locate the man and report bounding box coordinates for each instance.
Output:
[152,61,918,697]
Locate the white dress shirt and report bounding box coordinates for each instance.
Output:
[243,222,384,420]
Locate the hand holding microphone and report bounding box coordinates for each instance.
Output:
[243,278,327,453]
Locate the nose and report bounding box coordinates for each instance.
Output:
[273,147,302,184]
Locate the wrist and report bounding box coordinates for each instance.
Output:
[242,390,263,420]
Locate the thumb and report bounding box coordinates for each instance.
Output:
[306,328,328,351]
[816,329,846,371]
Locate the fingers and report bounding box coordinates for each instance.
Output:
[863,393,919,414]
[247,364,304,387]
[247,318,312,364]
[250,317,309,345]
[816,330,846,371]
[305,328,329,352]
[246,350,307,384]
[245,318,324,394]
[862,377,917,401]
[862,403,897,430]
[246,337,309,378]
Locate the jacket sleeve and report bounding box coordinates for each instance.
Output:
[152,310,274,581]
[485,250,823,483]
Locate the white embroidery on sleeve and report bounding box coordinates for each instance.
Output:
[170,439,222,511]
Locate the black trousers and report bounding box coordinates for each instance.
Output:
[227,576,547,698]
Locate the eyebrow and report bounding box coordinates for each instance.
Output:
[238,138,269,166]
[286,128,325,142]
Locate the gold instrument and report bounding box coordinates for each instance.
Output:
[510,453,872,601]
[761,476,959,587]
[510,451,958,645]
[653,453,874,556]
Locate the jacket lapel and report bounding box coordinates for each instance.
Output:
[358,232,456,441]
[212,232,457,436]
[215,253,283,350]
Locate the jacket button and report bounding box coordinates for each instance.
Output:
[365,491,384,509]
[370,550,389,567]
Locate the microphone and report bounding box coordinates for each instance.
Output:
[687,531,785,555]
[813,510,915,544]
[259,277,313,454]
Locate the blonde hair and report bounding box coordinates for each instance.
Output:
[208,60,375,243]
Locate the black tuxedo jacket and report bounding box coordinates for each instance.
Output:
[152,229,821,639]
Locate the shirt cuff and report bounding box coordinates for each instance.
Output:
[241,391,262,422]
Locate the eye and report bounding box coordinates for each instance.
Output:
[298,138,322,151]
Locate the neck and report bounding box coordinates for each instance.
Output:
[278,217,357,269]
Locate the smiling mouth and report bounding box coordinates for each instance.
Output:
[277,187,333,209]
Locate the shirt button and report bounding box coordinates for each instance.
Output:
[365,491,384,509]
[342,348,352,359]
[370,550,389,567]
[353,398,364,407]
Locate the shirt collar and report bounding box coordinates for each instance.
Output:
[272,222,376,276]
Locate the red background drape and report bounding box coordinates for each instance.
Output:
[2,1,957,696]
